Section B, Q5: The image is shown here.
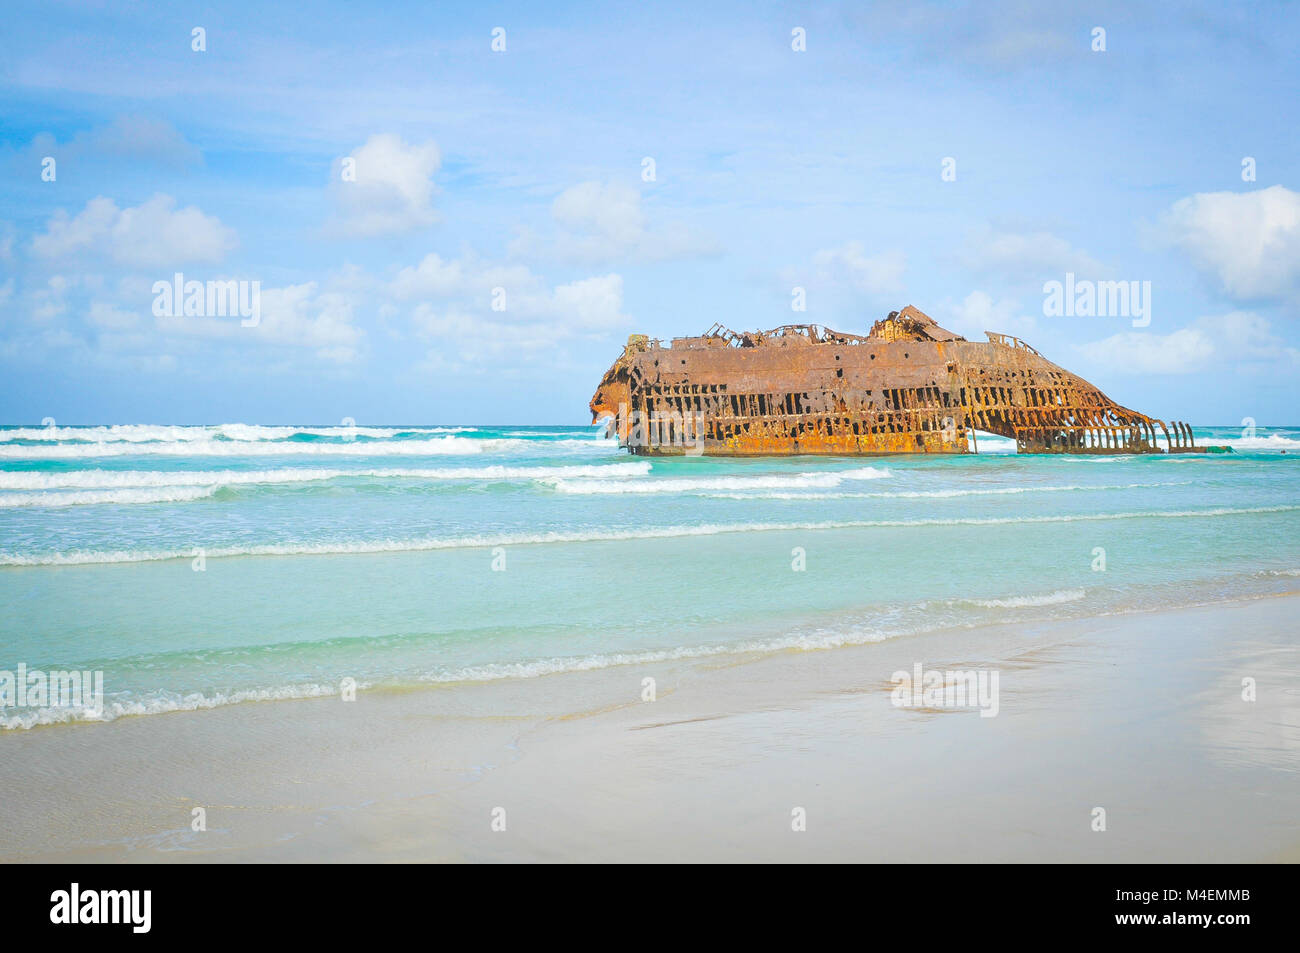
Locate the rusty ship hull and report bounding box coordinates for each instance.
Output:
[589,306,1202,456]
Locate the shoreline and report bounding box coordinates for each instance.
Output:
[2,594,1297,862]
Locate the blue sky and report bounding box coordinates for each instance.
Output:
[1,0,1297,424]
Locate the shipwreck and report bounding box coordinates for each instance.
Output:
[590,305,1212,456]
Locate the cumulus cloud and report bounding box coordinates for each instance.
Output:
[156,281,364,363]
[391,249,630,367]
[87,300,140,330]
[30,116,202,167]
[390,252,534,303]
[1162,185,1300,301]
[390,251,628,331]
[941,291,1038,339]
[960,226,1107,283]
[1078,311,1300,375]
[330,134,441,237]
[551,274,627,331]
[810,241,906,295]
[509,181,719,263]
[256,284,364,362]
[30,275,73,321]
[32,195,236,268]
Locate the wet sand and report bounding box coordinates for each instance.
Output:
[2,595,1297,862]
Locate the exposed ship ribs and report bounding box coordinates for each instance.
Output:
[589,305,1205,456]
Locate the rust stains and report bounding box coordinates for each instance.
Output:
[589,305,1209,456]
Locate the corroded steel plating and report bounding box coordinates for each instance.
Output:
[590,305,1201,456]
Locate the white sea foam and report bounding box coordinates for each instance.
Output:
[0,682,343,730]
[1222,433,1300,452]
[971,431,1019,454]
[0,462,651,491]
[702,481,1187,500]
[0,436,608,459]
[545,466,890,494]
[964,588,1087,609]
[6,580,1295,729]
[0,424,476,443]
[0,486,220,508]
[0,627,917,728]
[4,505,1294,567]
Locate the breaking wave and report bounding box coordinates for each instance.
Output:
[0,436,608,459]
[0,682,343,730]
[963,588,1087,609]
[4,505,1294,567]
[544,467,890,494]
[0,486,220,508]
[1222,433,1300,452]
[0,462,651,491]
[702,481,1187,500]
[0,424,477,443]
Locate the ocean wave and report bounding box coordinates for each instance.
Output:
[962,588,1087,609]
[7,578,1298,729]
[0,424,477,443]
[0,462,652,491]
[1221,433,1300,452]
[4,505,1294,567]
[701,481,1187,500]
[0,682,342,730]
[544,466,890,494]
[0,436,609,459]
[0,626,917,728]
[971,432,1019,454]
[0,486,220,508]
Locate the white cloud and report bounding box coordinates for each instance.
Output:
[84,116,203,165]
[1162,185,1300,301]
[389,251,626,330]
[257,284,363,362]
[390,252,465,298]
[810,241,906,295]
[30,116,202,167]
[551,274,627,330]
[1078,311,1300,375]
[413,307,563,368]
[553,181,646,245]
[87,300,140,329]
[155,281,364,363]
[961,227,1106,282]
[941,291,1038,340]
[395,249,630,367]
[32,195,236,268]
[389,252,536,303]
[509,180,719,263]
[30,275,72,321]
[330,134,441,237]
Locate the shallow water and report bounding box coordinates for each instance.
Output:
[1,423,1297,728]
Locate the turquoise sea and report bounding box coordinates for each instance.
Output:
[2,423,1298,729]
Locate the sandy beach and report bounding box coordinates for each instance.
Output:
[2,594,1296,863]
